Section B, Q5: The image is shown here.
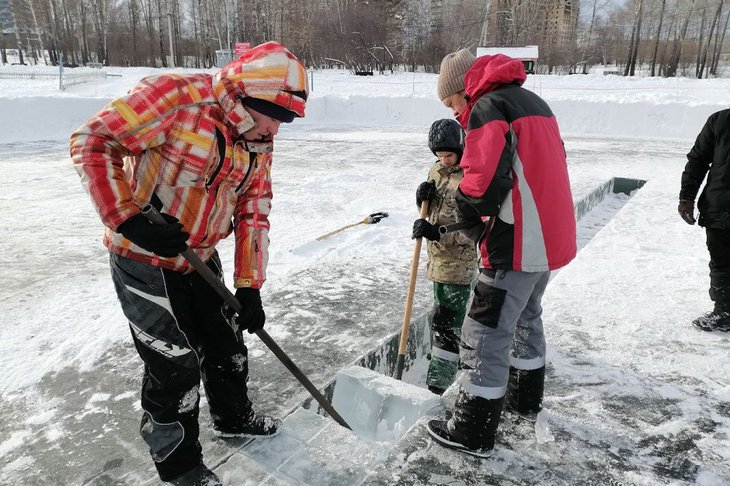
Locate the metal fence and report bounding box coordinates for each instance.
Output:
[0,68,107,90]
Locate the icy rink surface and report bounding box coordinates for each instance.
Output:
[0,127,729,485]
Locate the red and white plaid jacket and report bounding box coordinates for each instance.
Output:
[71,42,308,288]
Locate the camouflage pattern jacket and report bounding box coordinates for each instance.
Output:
[425,161,479,285]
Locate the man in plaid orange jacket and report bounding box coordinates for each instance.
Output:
[71,42,308,485]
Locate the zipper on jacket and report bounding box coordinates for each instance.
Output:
[205,127,227,190]
[235,152,257,193]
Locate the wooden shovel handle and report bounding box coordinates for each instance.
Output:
[394,201,430,379]
[315,221,364,241]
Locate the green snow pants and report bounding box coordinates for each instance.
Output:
[426,282,472,393]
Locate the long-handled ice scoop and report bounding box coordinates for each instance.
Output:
[142,205,351,430]
[316,212,389,241]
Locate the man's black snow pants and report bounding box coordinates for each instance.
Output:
[110,252,253,481]
[706,227,730,310]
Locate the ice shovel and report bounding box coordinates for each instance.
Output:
[315,212,389,241]
[393,200,429,380]
[143,205,351,430]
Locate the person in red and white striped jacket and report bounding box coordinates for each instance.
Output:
[71,42,307,485]
[427,50,576,459]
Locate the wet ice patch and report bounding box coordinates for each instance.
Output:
[0,455,34,476]
[331,366,442,442]
[0,430,32,456]
[88,393,111,403]
[178,385,199,414]
[44,424,65,442]
[23,409,56,426]
[80,393,113,418]
[113,391,136,402]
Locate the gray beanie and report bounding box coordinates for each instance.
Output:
[437,49,476,101]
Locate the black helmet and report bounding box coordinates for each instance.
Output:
[428,119,465,158]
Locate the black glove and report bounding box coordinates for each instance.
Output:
[117,213,190,257]
[678,199,696,225]
[416,181,437,207]
[230,288,265,334]
[412,218,441,241]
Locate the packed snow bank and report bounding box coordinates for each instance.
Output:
[0,96,110,145]
[549,99,721,141]
[0,94,450,144]
[1,94,724,144]
[1,67,729,143]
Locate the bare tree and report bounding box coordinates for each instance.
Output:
[624,0,645,76]
[666,0,696,77]
[697,0,724,77]
[400,0,432,71]
[710,3,729,73]
[581,0,613,68]
[0,0,726,75]
[650,0,668,76]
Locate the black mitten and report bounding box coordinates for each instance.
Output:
[412,218,441,241]
[230,288,265,334]
[117,213,189,257]
[416,181,437,207]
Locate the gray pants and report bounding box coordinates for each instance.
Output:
[460,268,549,399]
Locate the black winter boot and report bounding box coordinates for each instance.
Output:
[506,366,545,421]
[692,302,730,332]
[213,411,281,438]
[696,275,730,331]
[166,463,221,486]
[427,390,503,457]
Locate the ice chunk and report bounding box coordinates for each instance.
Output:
[534,410,554,444]
[331,366,442,442]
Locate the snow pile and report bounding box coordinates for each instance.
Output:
[1,66,730,143]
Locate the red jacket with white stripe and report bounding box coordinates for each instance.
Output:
[71,42,307,288]
[455,55,576,272]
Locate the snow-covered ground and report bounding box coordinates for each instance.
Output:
[0,67,729,485]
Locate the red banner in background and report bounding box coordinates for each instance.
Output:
[235,43,252,58]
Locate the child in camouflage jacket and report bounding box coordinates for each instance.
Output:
[412,118,479,395]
